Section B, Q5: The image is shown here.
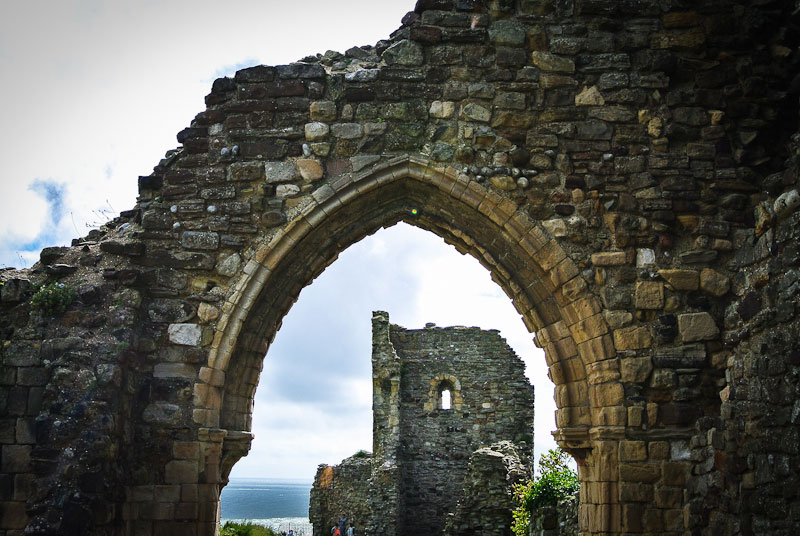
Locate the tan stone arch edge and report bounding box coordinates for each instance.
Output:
[194,154,615,446]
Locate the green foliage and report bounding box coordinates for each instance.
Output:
[30,282,76,315]
[219,521,280,536]
[511,448,579,536]
[353,449,370,458]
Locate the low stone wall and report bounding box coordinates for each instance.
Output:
[529,493,579,536]
[309,455,372,536]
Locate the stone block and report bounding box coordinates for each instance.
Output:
[620,357,653,383]
[591,251,628,266]
[309,101,336,121]
[168,324,204,346]
[153,364,196,380]
[635,281,664,309]
[305,122,330,141]
[531,51,575,73]
[619,463,660,483]
[678,312,719,342]
[590,382,624,407]
[460,103,491,122]
[265,161,298,182]
[227,162,264,182]
[1,445,31,473]
[181,232,219,251]
[619,441,647,462]
[575,85,604,106]
[331,123,364,139]
[658,269,699,290]
[165,461,199,484]
[699,268,730,297]
[614,326,652,350]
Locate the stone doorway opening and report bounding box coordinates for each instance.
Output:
[223,220,556,528]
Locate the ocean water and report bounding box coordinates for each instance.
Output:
[220,478,313,535]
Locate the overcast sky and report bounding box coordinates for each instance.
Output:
[0,0,557,480]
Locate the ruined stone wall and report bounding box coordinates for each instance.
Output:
[529,494,579,536]
[1,0,800,534]
[444,441,531,536]
[311,313,534,536]
[308,456,371,536]
[383,318,534,535]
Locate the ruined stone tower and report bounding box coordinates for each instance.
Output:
[309,312,534,536]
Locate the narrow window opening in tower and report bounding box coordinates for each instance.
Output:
[441,389,452,410]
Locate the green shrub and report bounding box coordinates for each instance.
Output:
[219,521,280,536]
[30,282,76,315]
[511,448,579,536]
[353,449,370,458]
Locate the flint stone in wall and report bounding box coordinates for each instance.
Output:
[168,323,204,346]
[382,39,424,66]
[143,402,181,425]
[181,231,219,251]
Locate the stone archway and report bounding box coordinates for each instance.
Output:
[2,1,800,535]
[179,156,614,535]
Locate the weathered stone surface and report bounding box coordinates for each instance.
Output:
[215,253,242,277]
[305,122,330,141]
[658,269,699,290]
[488,20,526,46]
[635,281,664,309]
[460,103,491,122]
[531,51,575,73]
[382,40,424,66]
[227,161,264,182]
[575,85,604,106]
[592,251,628,266]
[614,326,653,350]
[678,312,719,342]
[142,402,181,425]
[168,323,204,346]
[297,159,324,181]
[700,268,730,297]
[181,231,219,250]
[265,161,298,182]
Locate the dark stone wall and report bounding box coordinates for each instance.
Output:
[310,313,534,536]
[388,322,534,535]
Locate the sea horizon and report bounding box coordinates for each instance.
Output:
[221,477,314,533]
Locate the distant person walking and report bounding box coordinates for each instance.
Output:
[339,515,347,536]
[347,523,355,536]
[331,525,341,536]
